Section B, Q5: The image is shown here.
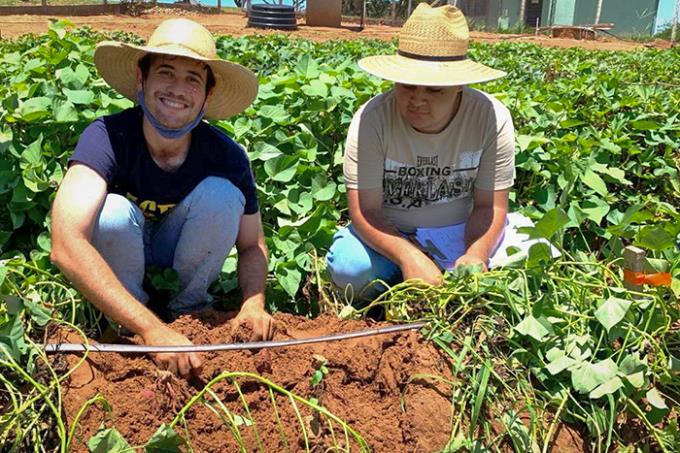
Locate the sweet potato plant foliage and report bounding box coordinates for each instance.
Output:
[0,20,679,453]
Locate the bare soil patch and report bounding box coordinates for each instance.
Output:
[0,8,670,51]
[53,311,458,452]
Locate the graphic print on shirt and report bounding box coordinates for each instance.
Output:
[126,192,176,220]
[383,149,481,210]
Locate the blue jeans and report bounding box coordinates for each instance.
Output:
[91,177,244,314]
[325,225,403,302]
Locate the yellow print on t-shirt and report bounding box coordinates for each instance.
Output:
[126,193,176,219]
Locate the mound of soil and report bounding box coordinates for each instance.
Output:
[53,311,457,452]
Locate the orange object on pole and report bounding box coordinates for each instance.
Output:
[623,269,672,287]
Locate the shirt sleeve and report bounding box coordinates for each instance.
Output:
[241,164,260,215]
[343,102,385,190]
[474,100,515,191]
[69,119,117,183]
[235,143,259,215]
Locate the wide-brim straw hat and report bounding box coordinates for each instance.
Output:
[94,18,258,120]
[359,4,506,86]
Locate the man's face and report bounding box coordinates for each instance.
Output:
[394,83,463,134]
[137,55,210,130]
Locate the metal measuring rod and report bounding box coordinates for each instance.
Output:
[43,321,429,354]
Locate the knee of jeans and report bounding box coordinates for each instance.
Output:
[326,246,374,290]
[191,177,245,218]
[97,194,143,235]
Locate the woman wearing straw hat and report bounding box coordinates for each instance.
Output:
[50,19,273,377]
[326,4,516,300]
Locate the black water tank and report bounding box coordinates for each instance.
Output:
[247,4,298,30]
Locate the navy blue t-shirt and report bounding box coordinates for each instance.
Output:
[70,107,258,220]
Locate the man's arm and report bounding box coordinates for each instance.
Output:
[232,212,273,340]
[455,187,509,270]
[347,188,442,285]
[50,164,202,377]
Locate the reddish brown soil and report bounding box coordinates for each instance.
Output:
[50,311,590,452]
[53,311,458,452]
[0,8,671,51]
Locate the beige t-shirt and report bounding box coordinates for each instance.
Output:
[344,87,515,233]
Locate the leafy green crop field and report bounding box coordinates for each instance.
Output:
[1,20,679,452]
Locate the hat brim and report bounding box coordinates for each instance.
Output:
[358,54,506,86]
[94,41,258,120]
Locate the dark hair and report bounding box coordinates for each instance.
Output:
[137,53,216,96]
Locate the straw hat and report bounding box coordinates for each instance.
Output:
[94,18,258,120]
[359,4,506,86]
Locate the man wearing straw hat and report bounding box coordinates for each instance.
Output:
[326,4,517,299]
[50,19,272,377]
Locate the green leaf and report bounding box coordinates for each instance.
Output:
[295,55,320,78]
[264,155,299,182]
[4,296,23,315]
[24,297,52,327]
[589,377,623,399]
[258,105,289,124]
[596,166,631,185]
[646,388,667,410]
[20,135,43,166]
[514,315,553,342]
[37,232,51,252]
[249,141,282,161]
[635,225,675,251]
[145,424,185,452]
[620,353,646,388]
[516,134,549,151]
[571,359,618,394]
[54,100,79,123]
[56,65,88,89]
[63,88,95,105]
[302,79,328,98]
[87,428,130,453]
[24,58,46,74]
[0,315,27,362]
[579,198,610,224]
[668,355,680,373]
[525,242,555,267]
[546,354,576,375]
[560,119,586,128]
[594,297,632,332]
[0,129,13,154]
[0,264,6,287]
[470,361,491,437]
[232,415,253,427]
[276,263,302,298]
[311,175,336,201]
[607,203,646,235]
[18,97,52,122]
[630,120,661,130]
[581,170,608,196]
[525,208,570,240]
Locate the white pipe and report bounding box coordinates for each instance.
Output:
[595,0,603,24]
[44,322,428,354]
[672,0,680,45]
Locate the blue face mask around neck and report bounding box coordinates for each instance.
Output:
[137,90,206,140]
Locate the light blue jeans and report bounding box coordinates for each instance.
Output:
[325,225,403,302]
[91,177,244,314]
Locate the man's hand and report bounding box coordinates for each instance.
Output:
[454,253,488,272]
[142,325,202,378]
[231,298,274,341]
[400,251,444,286]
